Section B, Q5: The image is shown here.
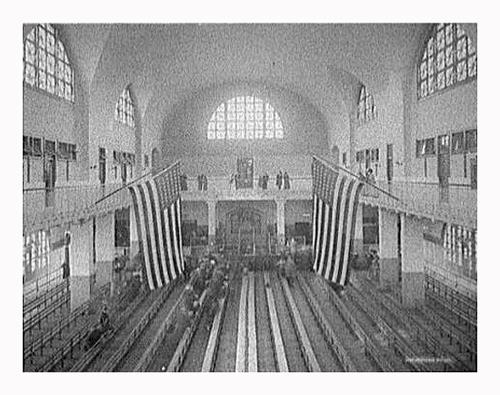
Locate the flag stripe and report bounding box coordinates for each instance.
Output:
[329,176,347,282]
[144,181,166,287]
[312,195,319,261]
[147,181,170,284]
[152,182,174,283]
[331,177,351,283]
[312,196,322,272]
[317,202,331,275]
[164,203,180,280]
[335,179,356,284]
[137,184,161,288]
[130,185,156,290]
[320,178,344,276]
[174,199,185,272]
[170,201,183,276]
[341,182,364,285]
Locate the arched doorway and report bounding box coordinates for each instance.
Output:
[226,207,264,254]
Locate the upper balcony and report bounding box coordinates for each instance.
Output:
[361,180,476,229]
[23,183,130,234]
[23,174,476,235]
[180,176,311,202]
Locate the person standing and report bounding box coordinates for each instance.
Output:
[262,172,269,190]
[283,171,290,190]
[197,174,203,191]
[276,170,283,190]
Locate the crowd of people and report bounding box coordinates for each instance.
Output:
[276,170,291,190]
[182,254,229,330]
[197,174,208,191]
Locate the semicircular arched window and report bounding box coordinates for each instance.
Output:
[23,23,75,102]
[114,87,135,128]
[207,96,284,140]
[418,23,476,99]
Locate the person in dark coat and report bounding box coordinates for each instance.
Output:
[276,171,283,190]
[262,173,269,190]
[99,305,111,331]
[283,172,290,190]
[285,254,297,286]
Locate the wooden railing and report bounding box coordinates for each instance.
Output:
[277,274,321,372]
[355,275,471,371]
[23,288,70,337]
[24,297,89,362]
[201,290,229,372]
[100,282,176,372]
[425,274,477,328]
[263,272,288,372]
[69,290,149,372]
[166,290,208,372]
[24,280,68,321]
[134,286,187,372]
[297,275,359,371]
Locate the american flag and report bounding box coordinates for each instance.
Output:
[312,157,364,287]
[129,162,184,290]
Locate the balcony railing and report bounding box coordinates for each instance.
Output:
[23,183,130,233]
[23,175,476,234]
[361,180,476,229]
[181,175,312,201]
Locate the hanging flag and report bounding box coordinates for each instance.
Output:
[312,157,364,287]
[129,162,185,290]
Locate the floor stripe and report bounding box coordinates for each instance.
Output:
[247,272,258,372]
[235,275,249,372]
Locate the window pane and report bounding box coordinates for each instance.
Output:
[445,45,455,67]
[445,24,453,45]
[47,75,55,93]
[437,29,445,50]
[24,63,35,85]
[420,61,427,80]
[457,37,467,60]
[457,61,467,81]
[446,67,455,87]
[437,71,445,90]
[468,54,477,77]
[39,71,46,89]
[437,50,445,71]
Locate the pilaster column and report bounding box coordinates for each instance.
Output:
[68,219,93,310]
[353,204,364,255]
[378,209,399,289]
[95,213,115,288]
[208,200,217,250]
[401,214,425,307]
[276,198,286,249]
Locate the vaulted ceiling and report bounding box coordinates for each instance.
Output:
[23,23,476,140]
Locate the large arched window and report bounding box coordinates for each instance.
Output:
[418,23,476,99]
[23,24,75,102]
[357,85,377,123]
[207,96,283,140]
[114,87,135,128]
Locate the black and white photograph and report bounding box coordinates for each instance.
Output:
[4,0,499,393]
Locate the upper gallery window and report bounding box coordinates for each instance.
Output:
[115,87,135,128]
[207,96,284,140]
[357,85,377,124]
[418,23,476,99]
[24,24,75,102]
